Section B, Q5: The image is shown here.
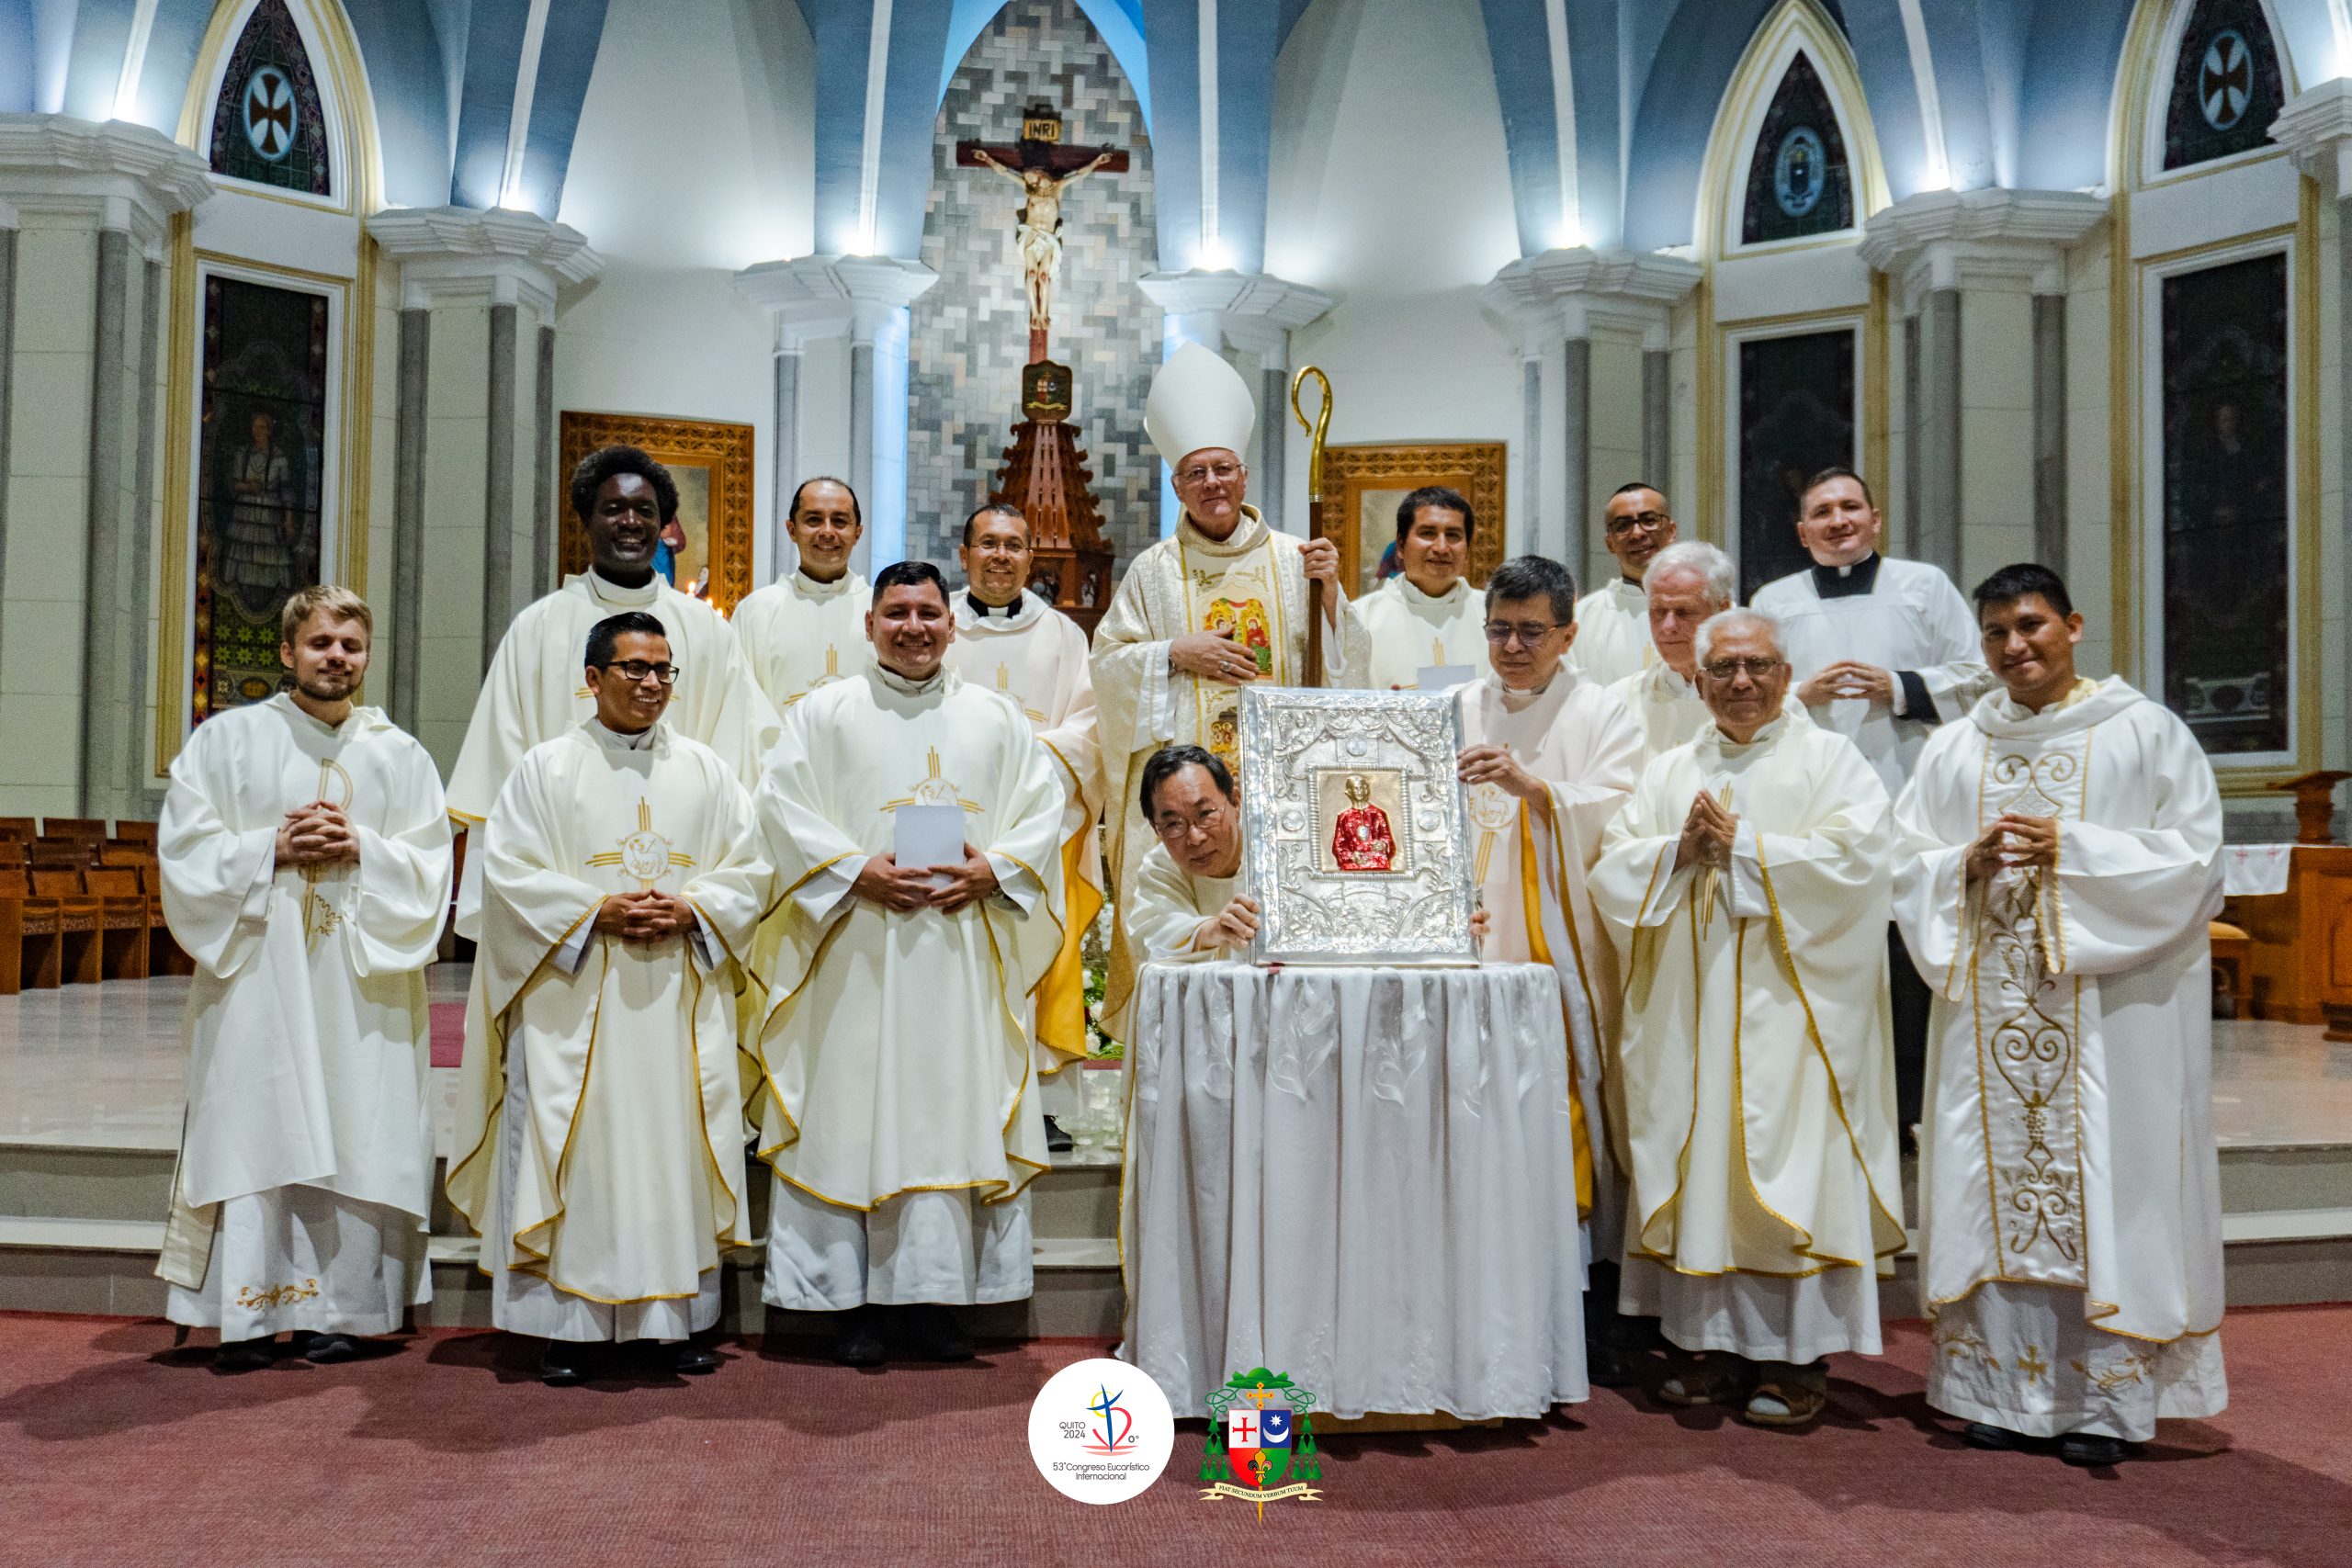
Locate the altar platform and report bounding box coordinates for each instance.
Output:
[2,967,2346,1328]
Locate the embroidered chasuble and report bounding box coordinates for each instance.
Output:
[156,696,453,1338]
[1352,575,1487,690]
[447,723,769,1338]
[731,568,876,712]
[752,667,1066,1305]
[944,589,1104,1072]
[1567,577,1654,687]
[1128,841,1240,962]
[1589,718,1905,1362]
[1458,673,1641,1238]
[1091,506,1367,1030]
[1894,676,2227,1440]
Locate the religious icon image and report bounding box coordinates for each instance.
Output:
[1329,773,1398,873]
[1206,596,1274,676]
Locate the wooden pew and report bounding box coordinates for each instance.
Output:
[83,867,153,979]
[30,868,102,983]
[0,869,64,992]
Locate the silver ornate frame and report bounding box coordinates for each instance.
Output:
[1238,686,1477,965]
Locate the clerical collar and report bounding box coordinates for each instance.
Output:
[874,663,944,698]
[1810,553,1882,598]
[1995,675,2099,722]
[1395,575,1464,610]
[1489,669,1558,712]
[587,569,661,607]
[589,716,658,750]
[967,592,1022,620]
[1712,716,1786,750]
[795,567,856,599]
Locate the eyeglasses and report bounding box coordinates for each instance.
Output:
[595,660,682,686]
[1153,808,1228,843]
[1699,658,1782,681]
[1605,511,1672,536]
[1174,460,1246,489]
[1484,621,1565,648]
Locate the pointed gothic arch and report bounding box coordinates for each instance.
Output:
[176,0,383,214]
[1694,0,1887,259]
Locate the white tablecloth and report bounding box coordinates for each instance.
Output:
[1120,960,1589,1421]
[2222,843,2295,897]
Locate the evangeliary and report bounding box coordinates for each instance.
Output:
[1590,606,1905,1428]
[1091,341,1365,1030]
[731,476,876,710]
[1893,565,2226,1467]
[942,502,1106,1125]
[752,561,1068,1367]
[1567,483,1680,686]
[157,588,453,1371]
[449,611,772,1384]
[1350,486,1489,690]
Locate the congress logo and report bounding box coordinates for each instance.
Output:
[1027,1357,1174,1505]
[1201,1367,1324,1517]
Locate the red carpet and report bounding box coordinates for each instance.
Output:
[428,1001,463,1068]
[2,1308,2348,1565]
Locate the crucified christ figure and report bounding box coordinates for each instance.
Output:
[971,147,1115,336]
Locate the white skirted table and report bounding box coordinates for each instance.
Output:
[1120,959,1589,1422]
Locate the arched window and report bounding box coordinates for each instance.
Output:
[205,0,334,197]
[1741,51,1854,246]
[2160,0,2285,172]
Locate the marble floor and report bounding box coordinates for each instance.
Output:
[2,968,2348,1154]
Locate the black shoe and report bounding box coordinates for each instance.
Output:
[2060,1433,2131,1467]
[673,1341,720,1375]
[1962,1421,2024,1450]
[831,1308,886,1368]
[905,1303,974,1363]
[299,1332,359,1364]
[1586,1340,1641,1389]
[212,1337,277,1373]
[1043,1115,1075,1153]
[538,1341,589,1386]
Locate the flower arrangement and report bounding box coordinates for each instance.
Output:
[1081,902,1122,1058]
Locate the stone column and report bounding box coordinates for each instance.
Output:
[365,207,602,769]
[0,115,210,822]
[1484,249,1703,586]
[1860,189,2107,591]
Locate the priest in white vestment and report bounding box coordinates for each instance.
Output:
[730,476,875,712]
[1893,564,2225,1466]
[1127,745,1252,961]
[158,587,452,1371]
[449,612,772,1385]
[1350,485,1488,690]
[1610,541,1738,763]
[943,502,1105,1135]
[1092,342,1365,1033]
[1454,556,1642,1382]
[753,561,1067,1368]
[1567,482,1679,685]
[1748,467,1993,1145]
[1590,607,1905,1427]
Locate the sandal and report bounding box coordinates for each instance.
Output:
[1657,1356,1755,1407]
[1741,1377,1828,1427]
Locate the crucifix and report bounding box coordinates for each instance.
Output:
[957,101,1129,363]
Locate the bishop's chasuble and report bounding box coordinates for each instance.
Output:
[157,696,453,1340]
[1091,506,1367,1029]
[1458,672,1641,1243]
[753,666,1067,1309]
[1894,677,2227,1440]
[944,589,1106,1095]
[1352,575,1487,690]
[1590,717,1905,1363]
[730,567,875,713]
[1128,841,1240,962]
[1567,576,1654,687]
[450,721,770,1343]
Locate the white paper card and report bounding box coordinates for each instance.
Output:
[1416,663,1477,693]
[895,803,966,887]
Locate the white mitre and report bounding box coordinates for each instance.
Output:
[1145,340,1255,465]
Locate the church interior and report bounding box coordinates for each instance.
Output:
[3,0,2352,1561]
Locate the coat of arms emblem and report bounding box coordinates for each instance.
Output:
[1201,1367,1323,1517]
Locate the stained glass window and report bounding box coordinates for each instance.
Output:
[1738,329,1856,601]
[2162,0,2285,172]
[1740,51,1853,246]
[206,0,333,197]
[2159,254,2290,755]
[193,275,332,726]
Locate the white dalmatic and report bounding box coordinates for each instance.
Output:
[944,589,1106,1111]
[1566,577,1653,687]
[1128,841,1239,963]
[445,569,780,935]
[753,666,1068,1309]
[730,568,875,713]
[1589,718,1905,1363]
[1351,575,1487,690]
[1458,672,1640,1249]
[449,721,770,1344]
[1894,676,2227,1440]
[157,696,453,1340]
[1750,555,1991,792]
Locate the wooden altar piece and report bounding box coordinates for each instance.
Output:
[2226,844,2352,1039]
[989,360,1115,637]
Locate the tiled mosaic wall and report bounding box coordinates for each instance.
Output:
[905,0,1160,570]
